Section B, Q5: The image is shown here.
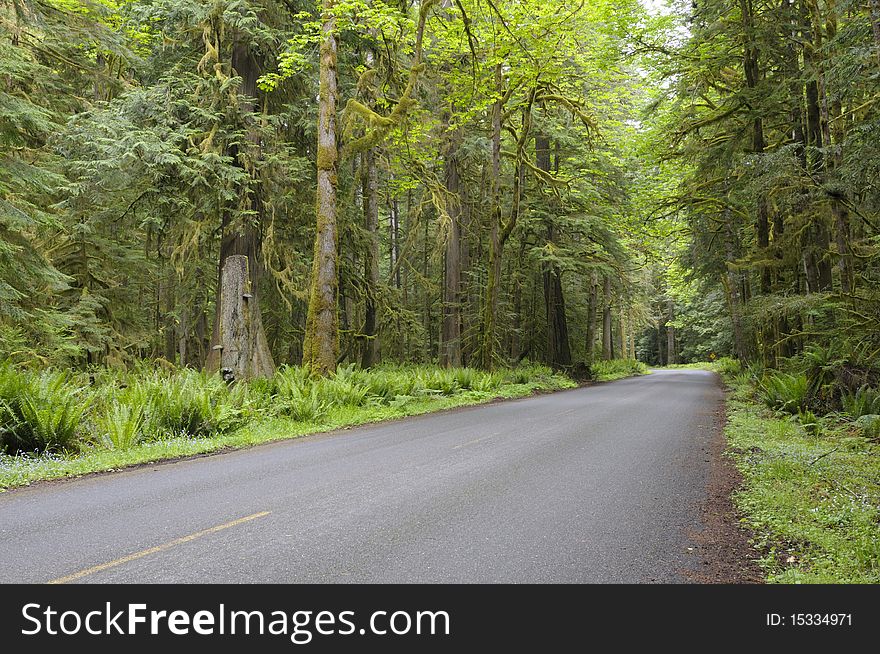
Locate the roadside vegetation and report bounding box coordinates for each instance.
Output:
[590,359,650,382]
[709,357,880,583]
[0,363,577,489]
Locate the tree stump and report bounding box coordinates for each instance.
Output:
[209,255,275,381]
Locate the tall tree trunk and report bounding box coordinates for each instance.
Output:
[740,0,772,295]
[303,2,339,375]
[205,37,275,379]
[459,187,473,365]
[666,299,676,365]
[537,134,571,370]
[602,276,613,361]
[440,123,462,368]
[657,319,664,367]
[825,4,854,294]
[479,63,504,370]
[871,0,880,51]
[585,271,598,366]
[722,209,751,361]
[361,147,380,367]
[802,0,833,292]
[389,189,401,289]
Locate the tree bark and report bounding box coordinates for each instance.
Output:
[205,37,275,379]
[802,0,833,292]
[361,147,380,367]
[602,275,613,361]
[585,271,598,366]
[871,0,880,51]
[666,299,676,365]
[825,5,854,294]
[740,0,772,295]
[211,256,274,381]
[303,1,339,375]
[723,210,751,361]
[440,123,462,368]
[536,134,571,370]
[479,63,504,370]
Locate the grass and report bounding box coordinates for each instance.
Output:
[0,362,575,490]
[715,362,880,583]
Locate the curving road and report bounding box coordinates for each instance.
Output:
[0,369,725,584]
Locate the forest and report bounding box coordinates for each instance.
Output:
[2,0,874,377]
[1,2,879,469]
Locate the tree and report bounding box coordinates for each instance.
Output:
[302,0,340,376]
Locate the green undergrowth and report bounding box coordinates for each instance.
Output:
[0,362,574,489]
[716,361,880,583]
[590,358,650,382]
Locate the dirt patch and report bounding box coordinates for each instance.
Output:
[685,378,764,583]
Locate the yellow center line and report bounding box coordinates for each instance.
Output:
[47,511,272,585]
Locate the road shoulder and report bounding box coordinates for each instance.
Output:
[686,376,764,583]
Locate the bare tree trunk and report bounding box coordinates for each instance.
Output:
[303,1,339,375]
[361,147,380,367]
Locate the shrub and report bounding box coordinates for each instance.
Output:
[473,371,505,393]
[841,386,880,419]
[714,357,741,376]
[282,384,329,422]
[358,370,403,402]
[418,369,459,395]
[758,372,810,415]
[797,409,822,437]
[0,368,89,453]
[504,362,555,384]
[139,370,244,439]
[314,376,369,407]
[732,371,754,388]
[854,415,880,440]
[97,402,145,450]
[590,359,649,382]
[452,367,477,390]
[0,365,30,450]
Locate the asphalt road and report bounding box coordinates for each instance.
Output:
[0,369,724,583]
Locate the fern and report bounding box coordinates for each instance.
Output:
[758,372,810,415]
[842,386,880,420]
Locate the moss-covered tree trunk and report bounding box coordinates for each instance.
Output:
[602,275,613,361]
[440,122,462,368]
[361,147,380,368]
[801,0,833,293]
[303,1,339,376]
[479,64,504,370]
